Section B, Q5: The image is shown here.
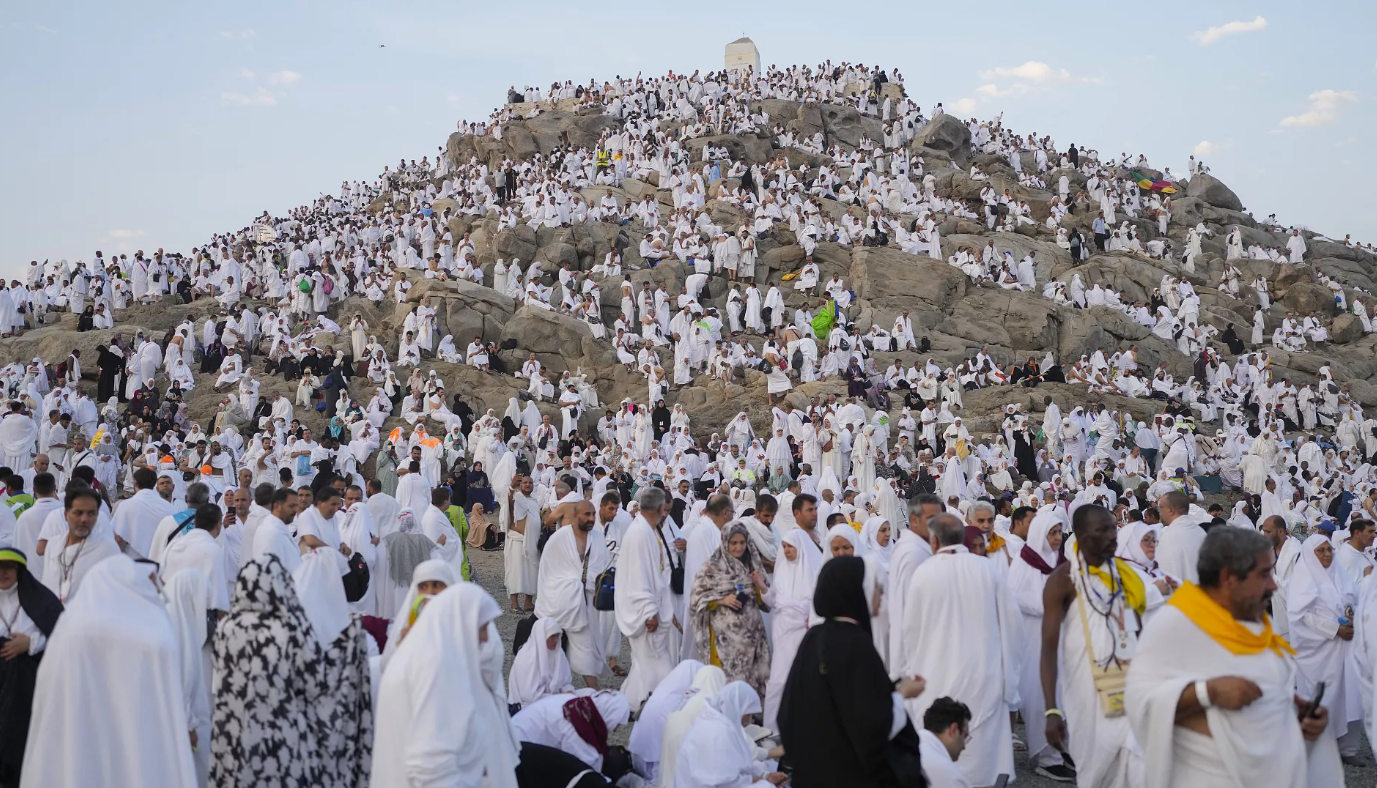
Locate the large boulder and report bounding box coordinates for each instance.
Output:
[910,114,971,168]
[1185,174,1244,213]
[1329,314,1365,345]
[819,104,882,149]
[850,247,967,313]
[683,134,773,164]
[1280,282,1340,317]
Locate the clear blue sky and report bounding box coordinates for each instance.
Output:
[2,1,1372,277]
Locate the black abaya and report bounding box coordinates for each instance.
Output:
[1013,430,1038,481]
[779,557,924,788]
[0,554,63,785]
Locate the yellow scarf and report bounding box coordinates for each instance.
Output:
[1085,558,1147,616]
[985,532,1007,555]
[1169,581,1295,656]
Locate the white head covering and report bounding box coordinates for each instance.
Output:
[627,659,704,764]
[375,583,519,788]
[1288,534,1347,623]
[507,618,573,707]
[822,523,862,563]
[776,528,823,600]
[1115,520,1160,570]
[383,558,459,653]
[659,666,729,785]
[860,516,894,564]
[22,555,198,788]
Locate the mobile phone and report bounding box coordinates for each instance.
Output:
[1301,682,1326,720]
[994,776,1010,788]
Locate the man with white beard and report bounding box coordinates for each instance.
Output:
[899,513,1018,787]
[536,499,611,689]
[615,485,678,711]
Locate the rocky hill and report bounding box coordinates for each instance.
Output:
[19,91,1377,451]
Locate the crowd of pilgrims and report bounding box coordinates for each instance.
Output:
[2,60,1377,788]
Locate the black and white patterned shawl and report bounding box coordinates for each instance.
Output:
[210,555,324,788]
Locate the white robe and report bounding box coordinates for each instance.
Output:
[21,555,198,788]
[615,514,677,711]
[1127,605,1311,788]
[534,524,611,676]
[369,585,520,788]
[900,546,1018,786]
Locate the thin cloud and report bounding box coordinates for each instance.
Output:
[267,70,301,86]
[217,29,256,40]
[239,68,255,79]
[1191,16,1267,45]
[35,24,57,34]
[1279,89,1357,128]
[978,62,1078,84]
[951,98,978,115]
[221,87,277,107]
[108,229,147,239]
[1193,139,1232,157]
[972,61,1098,101]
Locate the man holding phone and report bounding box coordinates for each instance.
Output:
[1126,527,1329,786]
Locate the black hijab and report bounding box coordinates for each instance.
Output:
[0,549,62,635]
[778,556,923,788]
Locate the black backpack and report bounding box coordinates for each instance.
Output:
[342,551,370,603]
[791,347,804,370]
[593,566,616,611]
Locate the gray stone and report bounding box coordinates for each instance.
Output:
[1185,173,1244,212]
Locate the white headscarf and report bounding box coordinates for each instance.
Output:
[383,558,459,653]
[372,583,519,788]
[860,516,894,565]
[507,618,574,707]
[626,658,705,764]
[776,528,823,600]
[822,523,862,563]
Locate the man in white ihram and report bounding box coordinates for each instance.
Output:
[900,512,1018,787]
[536,499,611,690]
[1127,527,1331,788]
[615,486,678,711]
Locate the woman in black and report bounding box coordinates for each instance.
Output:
[0,548,63,787]
[651,399,671,441]
[76,306,95,332]
[779,556,925,788]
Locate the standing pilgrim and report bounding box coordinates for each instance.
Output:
[1127,528,1330,788]
[0,547,62,787]
[21,555,198,788]
[535,499,611,689]
[898,513,1018,787]
[1041,504,1148,788]
[616,486,678,711]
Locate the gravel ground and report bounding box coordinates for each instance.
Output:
[469,547,1376,785]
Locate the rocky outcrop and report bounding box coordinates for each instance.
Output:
[1185,173,1244,213]
[909,113,971,167]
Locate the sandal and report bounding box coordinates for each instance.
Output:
[609,664,628,677]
